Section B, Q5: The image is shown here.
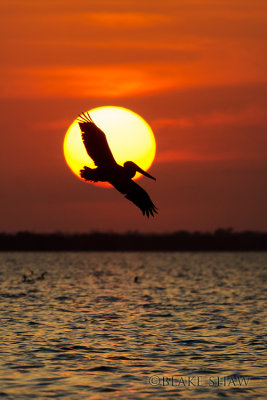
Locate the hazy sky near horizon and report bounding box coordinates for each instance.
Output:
[1,0,267,232]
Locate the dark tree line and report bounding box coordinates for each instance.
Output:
[0,229,266,251]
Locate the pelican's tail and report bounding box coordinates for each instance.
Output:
[80,166,99,182]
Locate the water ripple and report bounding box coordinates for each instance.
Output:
[0,251,266,399]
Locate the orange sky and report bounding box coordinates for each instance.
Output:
[0,0,267,232]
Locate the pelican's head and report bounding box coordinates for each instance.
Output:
[124,161,156,180]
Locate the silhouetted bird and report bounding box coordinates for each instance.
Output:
[22,271,47,283]
[37,272,47,280]
[78,112,157,217]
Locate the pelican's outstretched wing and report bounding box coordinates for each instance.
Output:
[78,112,116,167]
[112,179,158,218]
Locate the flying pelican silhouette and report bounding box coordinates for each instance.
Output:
[78,112,157,217]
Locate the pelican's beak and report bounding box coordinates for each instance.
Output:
[135,164,156,180]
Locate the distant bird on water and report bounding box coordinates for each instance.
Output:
[22,271,47,283]
[37,272,47,281]
[78,112,157,217]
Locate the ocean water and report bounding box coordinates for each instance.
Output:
[0,252,266,399]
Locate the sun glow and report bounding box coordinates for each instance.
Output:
[63,106,156,187]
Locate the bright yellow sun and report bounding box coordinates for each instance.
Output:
[63,106,156,187]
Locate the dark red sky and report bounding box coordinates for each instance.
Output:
[0,0,267,232]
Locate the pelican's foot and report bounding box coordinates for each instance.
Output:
[80,166,98,182]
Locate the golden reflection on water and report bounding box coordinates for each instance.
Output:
[0,252,266,399]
